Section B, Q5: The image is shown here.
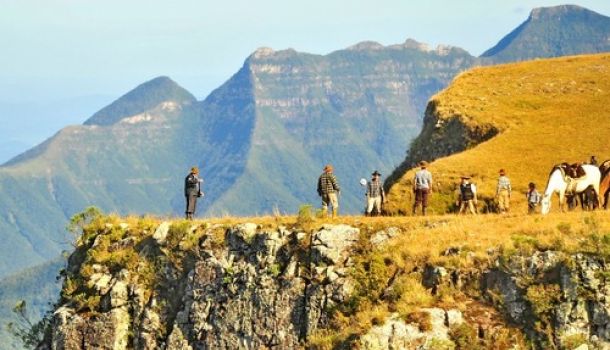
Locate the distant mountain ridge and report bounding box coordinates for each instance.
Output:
[1,4,610,280]
[482,5,610,62]
[84,76,196,126]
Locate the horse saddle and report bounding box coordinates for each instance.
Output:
[558,163,586,195]
[562,163,586,179]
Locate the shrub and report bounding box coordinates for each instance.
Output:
[526,284,561,318]
[561,333,588,349]
[296,204,315,226]
[449,323,480,350]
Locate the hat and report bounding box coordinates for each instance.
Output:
[372,170,381,176]
[499,169,506,175]
[191,166,199,174]
[359,178,368,186]
[324,164,333,172]
[529,182,536,188]
[419,161,428,167]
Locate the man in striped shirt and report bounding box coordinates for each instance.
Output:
[366,170,386,216]
[496,169,512,213]
[318,164,341,218]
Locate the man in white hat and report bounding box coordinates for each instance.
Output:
[365,170,386,216]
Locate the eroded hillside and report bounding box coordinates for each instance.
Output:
[386,53,610,215]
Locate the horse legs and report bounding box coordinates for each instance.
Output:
[593,183,602,211]
[559,191,566,212]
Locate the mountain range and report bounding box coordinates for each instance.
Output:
[0,4,609,281]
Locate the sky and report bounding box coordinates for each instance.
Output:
[0,0,609,161]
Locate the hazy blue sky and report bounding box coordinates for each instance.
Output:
[2,0,609,102]
[0,0,609,161]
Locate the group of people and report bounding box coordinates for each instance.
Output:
[182,164,387,219]
[183,154,602,219]
[412,161,542,215]
[316,164,387,218]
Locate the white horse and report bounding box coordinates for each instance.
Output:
[541,164,601,215]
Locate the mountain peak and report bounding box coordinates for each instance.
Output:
[530,4,588,19]
[481,4,610,62]
[346,41,384,51]
[84,76,196,126]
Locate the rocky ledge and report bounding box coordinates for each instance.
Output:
[37,218,610,350]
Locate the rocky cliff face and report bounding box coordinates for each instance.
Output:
[38,216,610,349]
[385,97,499,188]
[39,220,361,349]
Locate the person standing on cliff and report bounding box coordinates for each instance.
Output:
[365,170,386,216]
[496,169,512,213]
[318,164,340,218]
[413,161,432,216]
[184,166,203,220]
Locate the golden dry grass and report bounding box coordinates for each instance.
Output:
[386,53,610,215]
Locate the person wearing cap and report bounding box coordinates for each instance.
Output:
[590,155,598,166]
[184,166,203,220]
[317,164,341,218]
[496,169,512,213]
[366,170,386,216]
[457,176,477,214]
[413,161,432,216]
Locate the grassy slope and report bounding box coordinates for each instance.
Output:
[386,53,610,215]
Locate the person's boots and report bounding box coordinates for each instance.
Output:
[422,207,427,216]
[412,204,417,215]
[332,208,338,218]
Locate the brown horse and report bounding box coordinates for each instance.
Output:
[600,159,610,175]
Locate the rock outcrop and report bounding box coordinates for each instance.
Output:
[37,218,610,350]
[40,223,359,349]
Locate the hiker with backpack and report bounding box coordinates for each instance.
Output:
[457,176,477,215]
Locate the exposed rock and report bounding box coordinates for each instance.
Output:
[311,224,359,265]
[43,223,357,349]
[370,227,400,246]
[359,308,463,349]
[152,221,170,245]
[483,251,610,348]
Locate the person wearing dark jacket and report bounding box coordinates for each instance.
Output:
[184,166,203,220]
[457,176,477,215]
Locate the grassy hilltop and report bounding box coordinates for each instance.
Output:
[386,53,610,215]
